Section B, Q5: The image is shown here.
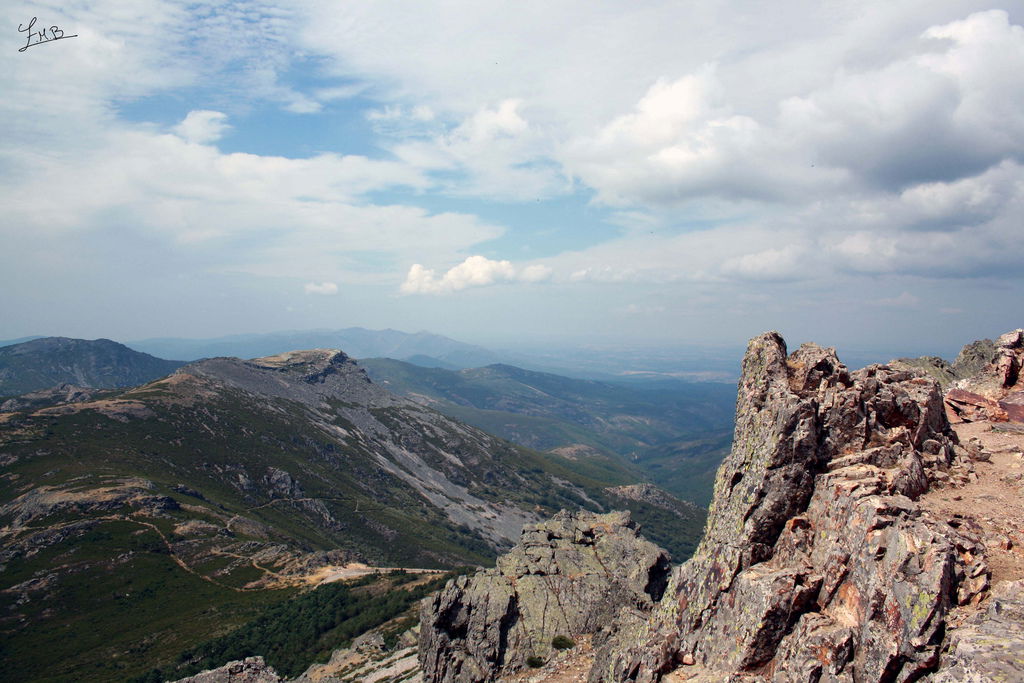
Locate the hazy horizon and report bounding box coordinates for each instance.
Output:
[4,2,1022,356]
[0,322,989,377]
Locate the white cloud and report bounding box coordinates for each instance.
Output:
[721,245,809,282]
[173,110,231,144]
[283,96,323,114]
[622,303,667,315]
[389,99,565,200]
[304,281,338,295]
[560,10,1024,208]
[400,256,552,294]
[2,127,433,235]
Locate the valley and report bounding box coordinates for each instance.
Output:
[0,341,719,680]
[360,359,736,506]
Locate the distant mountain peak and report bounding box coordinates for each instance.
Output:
[0,336,185,397]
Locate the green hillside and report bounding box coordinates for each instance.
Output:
[0,349,704,680]
[0,337,185,397]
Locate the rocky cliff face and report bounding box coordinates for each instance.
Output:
[590,332,989,681]
[418,510,670,682]
[421,331,1004,682]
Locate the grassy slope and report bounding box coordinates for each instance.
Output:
[631,429,735,508]
[0,519,296,682]
[0,371,705,681]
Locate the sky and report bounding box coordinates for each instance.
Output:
[2,1,1022,358]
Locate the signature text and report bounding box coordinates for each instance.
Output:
[18,17,78,52]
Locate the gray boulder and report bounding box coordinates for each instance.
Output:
[418,510,670,682]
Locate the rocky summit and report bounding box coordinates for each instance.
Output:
[420,331,1024,682]
[590,332,992,681]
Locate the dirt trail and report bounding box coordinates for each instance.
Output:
[921,421,1024,584]
[507,635,595,683]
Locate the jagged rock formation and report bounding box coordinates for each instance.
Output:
[585,332,990,681]
[418,510,670,682]
[951,338,1000,383]
[891,336,999,391]
[945,329,1024,423]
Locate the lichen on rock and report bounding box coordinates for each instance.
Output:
[417,510,670,682]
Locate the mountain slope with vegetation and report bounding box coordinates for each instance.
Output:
[0,348,703,681]
[361,358,736,505]
[0,336,185,397]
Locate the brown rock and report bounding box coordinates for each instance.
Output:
[945,389,1009,423]
[999,391,1024,422]
[947,328,1024,423]
[588,332,988,683]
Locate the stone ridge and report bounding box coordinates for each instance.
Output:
[172,656,281,682]
[587,332,989,682]
[418,510,670,683]
[178,348,395,411]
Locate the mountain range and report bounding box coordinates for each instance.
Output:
[0,344,708,681]
[126,328,508,368]
[0,336,739,508]
[125,328,746,381]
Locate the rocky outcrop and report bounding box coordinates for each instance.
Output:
[586,332,989,682]
[945,329,1024,423]
[418,510,670,682]
[889,356,957,389]
[933,579,1024,681]
[298,628,422,682]
[171,656,282,682]
[0,383,95,412]
[952,338,999,382]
